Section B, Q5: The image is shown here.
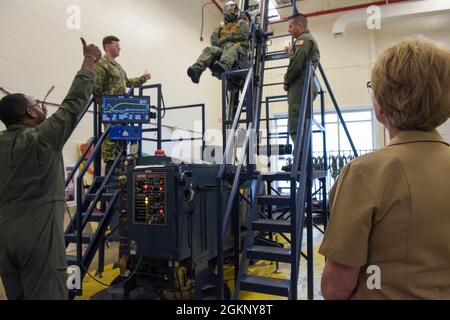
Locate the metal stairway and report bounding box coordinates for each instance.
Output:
[234,60,321,300]
[216,0,358,300]
[63,119,127,296]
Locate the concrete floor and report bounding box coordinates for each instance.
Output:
[0,279,5,300]
[79,227,326,300]
[0,228,325,300]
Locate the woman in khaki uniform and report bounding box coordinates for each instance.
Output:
[319,40,450,299]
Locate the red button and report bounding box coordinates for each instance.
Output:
[155,149,166,156]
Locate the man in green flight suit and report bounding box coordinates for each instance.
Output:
[187,1,250,84]
[0,38,102,299]
[93,35,151,170]
[282,13,320,172]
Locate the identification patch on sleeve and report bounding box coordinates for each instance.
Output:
[295,39,305,46]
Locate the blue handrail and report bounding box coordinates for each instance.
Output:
[291,62,313,178]
[318,63,358,158]
[75,126,111,263]
[217,67,253,178]
[64,97,95,187]
[216,65,262,300]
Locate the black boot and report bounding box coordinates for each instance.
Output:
[187,67,202,84]
[212,61,230,77]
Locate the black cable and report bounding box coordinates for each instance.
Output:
[161,91,166,119]
[78,255,143,288]
[176,268,184,300]
[200,2,215,42]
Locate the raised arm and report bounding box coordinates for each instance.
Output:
[36,38,102,151]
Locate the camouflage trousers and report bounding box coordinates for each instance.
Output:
[102,126,122,163]
[192,42,246,70]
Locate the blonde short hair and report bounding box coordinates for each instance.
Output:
[371,39,450,131]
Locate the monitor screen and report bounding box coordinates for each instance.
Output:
[101,95,151,124]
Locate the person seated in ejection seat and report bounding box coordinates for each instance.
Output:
[187,1,250,84]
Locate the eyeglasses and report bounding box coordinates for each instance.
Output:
[28,86,54,111]
[28,100,45,110]
[366,81,373,95]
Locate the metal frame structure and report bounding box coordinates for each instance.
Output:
[63,0,357,300]
[215,0,358,300]
[64,85,207,297]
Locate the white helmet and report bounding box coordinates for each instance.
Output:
[223,1,239,22]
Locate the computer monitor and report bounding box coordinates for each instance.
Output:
[101,95,151,124]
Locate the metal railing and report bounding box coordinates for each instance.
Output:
[131,84,207,161]
[216,65,261,299]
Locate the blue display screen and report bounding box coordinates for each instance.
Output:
[101,95,150,124]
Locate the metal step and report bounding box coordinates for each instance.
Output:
[91,176,119,185]
[261,170,327,181]
[66,255,78,266]
[313,170,328,179]
[257,195,291,206]
[258,144,292,156]
[247,245,291,263]
[82,211,105,222]
[265,52,289,61]
[252,219,291,233]
[223,119,248,125]
[240,275,290,297]
[105,183,120,189]
[85,193,115,201]
[65,233,92,244]
[261,172,297,181]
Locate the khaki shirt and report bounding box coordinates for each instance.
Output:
[319,130,450,299]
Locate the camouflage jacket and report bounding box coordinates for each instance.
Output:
[93,55,147,104]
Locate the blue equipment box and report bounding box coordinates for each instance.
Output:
[110,126,142,141]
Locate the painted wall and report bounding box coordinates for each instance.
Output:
[0,0,222,163]
[1,0,449,156]
[263,6,450,147]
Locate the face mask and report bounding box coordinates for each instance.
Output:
[224,12,238,23]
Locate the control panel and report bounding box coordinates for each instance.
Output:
[133,172,166,225]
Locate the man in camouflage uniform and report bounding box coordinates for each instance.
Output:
[282,13,320,172]
[0,38,101,299]
[187,1,250,84]
[93,35,151,169]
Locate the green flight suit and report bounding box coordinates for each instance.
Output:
[192,18,250,71]
[284,29,320,143]
[93,56,148,163]
[0,70,95,299]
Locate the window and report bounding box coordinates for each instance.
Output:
[313,109,374,154]
[271,109,375,193]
